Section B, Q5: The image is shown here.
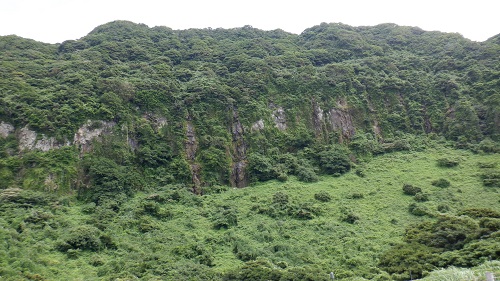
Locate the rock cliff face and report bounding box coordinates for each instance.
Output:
[0,122,14,138]
[6,120,116,153]
[312,100,325,138]
[270,104,287,131]
[143,113,167,132]
[230,108,248,188]
[251,119,265,132]
[185,119,201,194]
[326,107,355,142]
[73,120,116,153]
[311,99,356,142]
[18,126,69,152]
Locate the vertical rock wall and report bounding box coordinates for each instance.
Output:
[230,107,248,188]
[185,118,201,194]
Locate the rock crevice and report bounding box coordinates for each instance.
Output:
[230,107,248,188]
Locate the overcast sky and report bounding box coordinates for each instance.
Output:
[1,0,499,43]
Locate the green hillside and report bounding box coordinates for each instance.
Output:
[1,147,499,280]
[0,21,499,280]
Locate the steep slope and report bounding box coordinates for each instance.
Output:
[0,147,498,280]
[1,21,499,193]
[0,20,499,281]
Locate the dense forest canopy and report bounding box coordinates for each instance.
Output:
[0,21,499,280]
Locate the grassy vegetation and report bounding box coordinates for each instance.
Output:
[1,145,499,280]
[420,261,500,281]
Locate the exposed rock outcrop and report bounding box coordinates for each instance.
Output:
[18,127,37,150]
[0,122,14,138]
[74,120,116,152]
[251,119,265,132]
[326,107,355,142]
[312,99,325,138]
[230,107,248,188]
[18,126,69,152]
[185,118,201,194]
[35,135,69,152]
[143,113,168,132]
[270,103,287,131]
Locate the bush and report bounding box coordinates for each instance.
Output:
[408,203,430,216]
[405,215,479,250]
[431,178,451,188]
[346,192,364,199]
[477,161,498,169]
[478,138,500,153]
[437,157,460,167]
[414,192,429,202]
[458,208,500,218]
[213,207,238,229]
[340,207,359,224]
[355,168,366,177]
[318,146,352,176]
[378,243,437,280]
[480,170,500,187]
[58,225,103,252]
[248,153,279,182]
[479,218,500,232]
[272,192,289,207]
[314,191,332,202]
[437,204,450,213]
[296,165,318,182]
[289,202,318,220]
[403,184,422,195]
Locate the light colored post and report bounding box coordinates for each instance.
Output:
[329,272,334,280]
[485,272,494,281]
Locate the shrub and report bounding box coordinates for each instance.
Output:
[478,138,500,153]
[138,216,159,233]
[232,245,260,262]
[296,165,318,182]
[378,243,437,280]
[477,161,498,169]
[58,225,102,252]
[24,210,53,225]
[458,208,500,218]
[272,192,289,207]
[437,204,450,213]
[414,192,429,202]
[479,218,500,232]
[408,203,430,216]
[346,192,364,199]
[276,171,288,182]
[402,184,422,195]
[431,178,451,188]
[318,146,352,176]
[355,168,366,177]
[314,191,332,202]
[405,215,479,250]
[213,207,238,229]
[437,157,459,167]
[289,202,318,220]
[248,153,279,182]
[480,169,500,187]
[340,207,359,224]
[275,153,299,174]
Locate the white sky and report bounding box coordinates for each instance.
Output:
[0,0,499,44]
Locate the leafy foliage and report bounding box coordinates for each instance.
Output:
[0,20,499,280]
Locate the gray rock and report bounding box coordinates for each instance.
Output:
[0,122,14,138]
[251,119,265,132]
